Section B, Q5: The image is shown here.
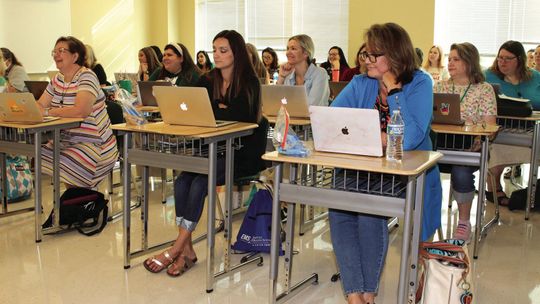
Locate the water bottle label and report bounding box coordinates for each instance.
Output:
[387,125,404,136]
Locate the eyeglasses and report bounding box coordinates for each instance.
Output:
[359,51,385,63]
[51,47,70,56]
[496,56,517,62]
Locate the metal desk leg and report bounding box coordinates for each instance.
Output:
[1,153,7,214]
[35,132,43,242]
[269,163,283,304]
[398,177,416,304]
[142,165,149,251]
[224,138,234,272]
[474,138,489,259]
[53,129,60,227]
[408,173,425,302]
[525,123,540,220]
[206,142,217,293]
[123,133,132,269]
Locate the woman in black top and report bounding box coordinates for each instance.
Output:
[143,30,268,276]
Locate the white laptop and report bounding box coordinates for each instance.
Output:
[153,86,236,128]
[0,93,59,124]
[261,85,310,118]
[309,106,382,156]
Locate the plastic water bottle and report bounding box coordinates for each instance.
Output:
[272,71,279,84]
[386,109,404,161]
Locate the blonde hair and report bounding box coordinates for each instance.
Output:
[423,45,445,69]
[85,44,97,68]
[246,43,268,79]
[289,34,315,64]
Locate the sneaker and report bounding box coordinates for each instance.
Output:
[453,221,471,242]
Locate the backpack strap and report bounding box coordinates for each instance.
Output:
[76,200,109,236]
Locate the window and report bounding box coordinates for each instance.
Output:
[434,0,540,58]
[195,0,349,64]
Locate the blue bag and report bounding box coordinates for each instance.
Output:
[232,188,284,255]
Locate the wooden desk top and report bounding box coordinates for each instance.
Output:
[431,123,499,136]
[498,111,540,121]
[0,118,83,130]
[112,121,257,138]
[263,150,442,176]
[265,115,310,126]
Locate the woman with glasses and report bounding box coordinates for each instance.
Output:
[276,34,330,106]
[422,45,449,82]
[0,47,30,92]
[148,42,201,86]
[320,46,350,81]
[329,23,442,304]
[342,43,367,81]
[262,47,279,77]
[433,43,497,241]
[36,36,118,188]
[143,30,268,277]
[484,40,540,206]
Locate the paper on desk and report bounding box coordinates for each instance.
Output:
[498,94,530,102]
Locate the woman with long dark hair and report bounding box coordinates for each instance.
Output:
[143,30,268,277]
[196,50,213,73]
[149,42,201,86]
[320,46,350,81]
[0,47,29,92]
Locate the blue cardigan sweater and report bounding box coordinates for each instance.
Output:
[331,70,442,241]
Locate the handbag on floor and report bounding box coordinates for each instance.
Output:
[0,155,33,202]
[42,188,109,236]
[416,239,473,304]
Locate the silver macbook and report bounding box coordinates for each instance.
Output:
[0,93,59,124]
[153,86,236,128]
[261,85,310,118]
[309,106,382,156]
[433,93,464,125]
[137,81,173,106]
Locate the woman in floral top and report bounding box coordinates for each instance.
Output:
[433,42,497,241]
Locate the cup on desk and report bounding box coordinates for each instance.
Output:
[118,80,132,94]
[331,69,340,82]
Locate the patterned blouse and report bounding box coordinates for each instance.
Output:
[374,94,390,132]
[433,80,497,122]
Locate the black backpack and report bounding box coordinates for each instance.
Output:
[508,179,540,212]
[42,188,109,236]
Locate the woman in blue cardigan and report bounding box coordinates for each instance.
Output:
[329,23,442,304]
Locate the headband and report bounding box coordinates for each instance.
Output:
[168,42,183,57]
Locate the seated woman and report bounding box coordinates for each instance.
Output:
[342,43,367,81]
[0,51,6,88]
[320,46,350,81]
[434,42,497,240]
[246,43,269,84]
[196,50,213,73]
[149,43,201,86]
[1,47,30,92]
[423,45,449,82]
[262,47,279,78]
[138,46,162,81]
[276,34,330,106]
[143,30,268,276]
[85,44,109,86]
[37,36,118,188]
[484,40,540,205]
[329,23,442,304]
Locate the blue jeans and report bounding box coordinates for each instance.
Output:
[450,165,478,204]
[174,157,225,232]
[329,209,389,294]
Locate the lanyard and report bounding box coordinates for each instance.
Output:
[452,81,472,103]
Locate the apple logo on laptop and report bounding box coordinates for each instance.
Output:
[341,126,349,135]
[180,102,188,111]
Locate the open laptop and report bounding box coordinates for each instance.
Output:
[0,93,59,124]
[432,93,464,125]
[309,106,383,156]
[137,81,172,106]
[329,81,349,101]
[153,86,236,128]
[24,80,49,100]
[261,85,310,118]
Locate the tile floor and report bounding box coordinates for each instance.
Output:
[0,168,539,304]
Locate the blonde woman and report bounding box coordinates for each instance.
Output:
[423,45,449,82]
[246,43,269,84]
[85,44,109,86]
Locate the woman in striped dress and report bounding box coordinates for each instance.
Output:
[37,36,117,188]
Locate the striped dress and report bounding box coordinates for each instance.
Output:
[42,67,118,188]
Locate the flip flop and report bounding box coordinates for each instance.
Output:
[167,256,198,277]
[143,250,175,273]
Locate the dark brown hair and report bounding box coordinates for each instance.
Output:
[0,47,23,67]
[140,46,162,75]
[489,40,532,82]
[450,42,485,84]
[262,47,278,71]
[364,22,418,85]
[55,36,86,66]
[159,43,201,83]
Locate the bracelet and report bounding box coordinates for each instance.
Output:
[388,88,402,96]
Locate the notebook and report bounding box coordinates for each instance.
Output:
[153,86,236,128]
[329,81,349,100]
[137,81,172,106]
[0,93,59,124]
[432,93,464,125]
[309,106,382,156]
[261,85,310,118]
[24,80,49,100]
